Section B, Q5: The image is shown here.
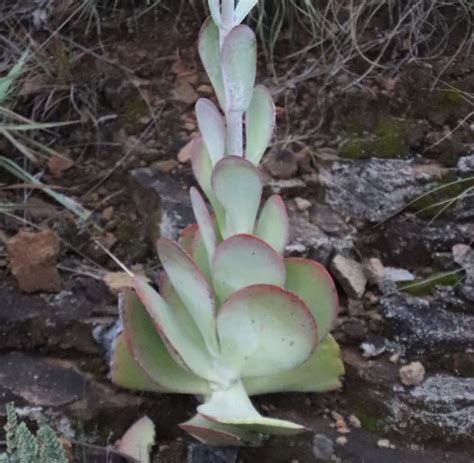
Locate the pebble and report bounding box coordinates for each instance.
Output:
[295,197,312,212]
[330,255,367,299]
[336,436,348,446]
[400,361,426,386]
[377,439,394,449]
[312,433,334,461]
[348,415,362,429]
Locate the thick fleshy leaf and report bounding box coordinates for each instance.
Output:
[217,285,318,377]
[159,274,210,368]
[178,224,198,254]
[122,290,211,394]
[208,1,222,27]
[190,187,216,266]
[191,137,225,230]
[234,0,259,24]
[196,98,226,164]
[221,25,257,113]
[285,257,339,340]
[211,155,262,237]
[180,414,263,447]
[245,85,275,165]
[191,229,212,283]
[157,238,219,356]
[198,18,226,109]
[212,234,286,302]
[133,277,220,384]
[198,381,307,435]
[116,416,155,463]
[244,335,344,395]
[254,195,289,255]
[110,333,164,393]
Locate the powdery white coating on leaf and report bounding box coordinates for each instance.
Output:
[221,25,257,113]
[211,155,263,237]
[217,284,318,378]
[234,0,259,25]
[196,98,226,165]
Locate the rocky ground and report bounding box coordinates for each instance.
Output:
[0,3,473,462]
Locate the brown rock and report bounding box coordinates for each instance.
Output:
[264,149,298,179]
[399,361,426,387]
[330,255,367,299]
[7,229,61,293]
[155,159,179,173]
[103,272,134,295]
[177,139,195,163]
[172,79,199,105]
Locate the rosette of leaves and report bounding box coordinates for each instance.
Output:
[110,0,344,447]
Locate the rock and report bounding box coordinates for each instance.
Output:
[400,362,426,387]
[309,205,355,238]
[381,217,473,267]
[364,258,385,287]
[187,443,238,463]
[380,293,474,354]
[172,79,198,105]
[155,159,179,173]
[177,139,194,163]
[343,318,368,342]
[294,197,312,212]
[453,244,474,276]
[457,154,474,173]
[6,229,61,293]
[287,205,353,266]
[347,299,365,317]
[129,168,194,243]
[384,267,415,282]
[331,255,367,299]
[312,433,334,461]
[264,149,298,179]
[360,335,387,358]
[335,436,348,446]
[433,285,474,314]
[377,439,392,449]
[348,415,361,429]
[103,272,134,295]
[320,159,447,223]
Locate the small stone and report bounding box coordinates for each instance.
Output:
[390,353,401,363]
[102,206,114,221]
[155,159,179,173]
[295,197,312,212]
[197,84,213,95]
[312,433,334,461]
[264,149,298,179]
[384,267,415,282]
[364,258,385,287]
[330,255,367,299]
[347,299,365,317]
[177,139,194,163]
[7,229,61,293]
[335,436,348,446]
[377,439,392,449]
[348,415,361,428]
[172,79,198,105]
[103,272,134,295]
[400,361,426,387]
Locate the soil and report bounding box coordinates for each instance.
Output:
[0,3,473,463]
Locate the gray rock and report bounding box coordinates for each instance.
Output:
[457,154,474,173]
[287,205,353,266]
[453,244,474,277]
[312,433,334,461]
[310,205,355,238]
[384,267,415,282]
[399,361,426,386]
[363,258,385,288]
[330,255,367,298]
[380,293,474,354]
[320,159,447,223]
[433,285,474,314]
[129,168,194,243]
[187,444,238,463]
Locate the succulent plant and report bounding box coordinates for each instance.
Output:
[110,0,344,446]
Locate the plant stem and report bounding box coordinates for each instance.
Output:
[221,0,235,28]
[226,110,243,155]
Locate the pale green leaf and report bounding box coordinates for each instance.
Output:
[285,257,339,340]
[217,285,317,377]
[212,234,286,302]
[254,195,289,255]
[221,25,257,113]
[198,18,226,109]
[211,155,262,237]
[245,85,275,165]
[234,0,259,24]
[196,98,226,165]
[244,335,344,395]
[116,416,155,463]
[156,238,219,357]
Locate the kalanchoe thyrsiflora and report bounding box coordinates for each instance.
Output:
[110,0,344,446]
